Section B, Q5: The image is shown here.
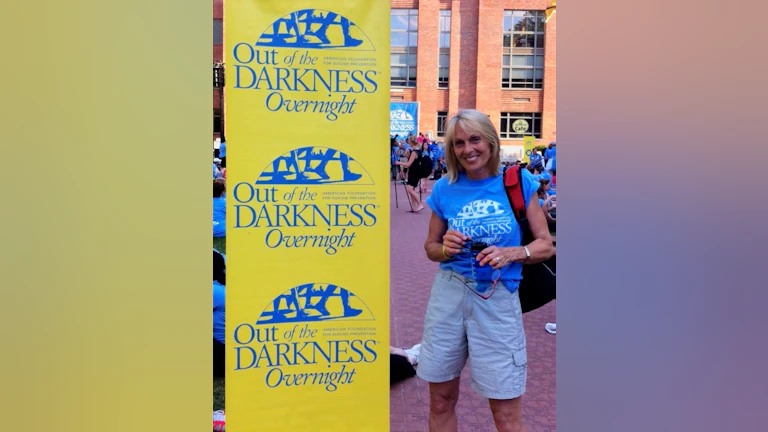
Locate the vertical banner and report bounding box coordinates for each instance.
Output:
[523,136,537,163]
[389,102,419,137]
[225,2,390,432]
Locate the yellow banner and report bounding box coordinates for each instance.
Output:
[225,2,390,431]
[523,136,537,164]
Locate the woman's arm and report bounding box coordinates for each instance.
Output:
[396,151,418,168]
[477,198,555,269]
[424,212,470,262]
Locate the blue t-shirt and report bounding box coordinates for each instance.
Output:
[530,153,542,167]
[426,170,539,292]
[533,171,552,182]
[428,144,438,160]
[213,197,226,237]
[213,163,219,179]
[218,141,226,158]
[213,281,226,344]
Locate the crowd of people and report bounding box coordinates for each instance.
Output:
[390,133,445,212]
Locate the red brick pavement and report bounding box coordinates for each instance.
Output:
[389,179,556,432]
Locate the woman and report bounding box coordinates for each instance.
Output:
[418,109,554,432]
[419,140,434,193]
[213,178,226,238]
[538,184,556,220]
[395,135,427,212]
[397,142,410,182]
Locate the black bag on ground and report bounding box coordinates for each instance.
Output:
[390,353,416,384]
[502,166,556,313]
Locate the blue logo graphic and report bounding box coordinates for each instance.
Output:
[390,102,419,136]
[256,9,375,51]
[456,200,507,219]
[257,147,374,185]
[257,283,374,324]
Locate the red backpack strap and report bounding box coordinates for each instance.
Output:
[503,166,527,222]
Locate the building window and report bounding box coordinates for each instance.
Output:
[391,9,418,87]
[214,19,223,44]
[500,112,542,139]
[502,11,545,89]
[214,109,222,134]
[437,112,448,137]
[438,11,451,88]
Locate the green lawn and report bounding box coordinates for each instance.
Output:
[213,377,225,411]
[213,237,226,255]
[214,237,226,411]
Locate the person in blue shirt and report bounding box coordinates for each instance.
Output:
[218,141,226,168]
[213,159,222,179]
[213,178,226,238]
[529,148,543,169]
[543,142,556,171]
[416,109,554,431]
[213,249,226,377]
[531,165,552,182]
[428,140,439,179]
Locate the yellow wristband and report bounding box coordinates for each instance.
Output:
[441,245,449,259]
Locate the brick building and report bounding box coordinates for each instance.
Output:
[390,0,556,158]
[213,0,556,154]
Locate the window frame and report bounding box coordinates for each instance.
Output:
[391,9,419,88]
[436,111,448,137]
[438,10,451,89]
[499,112,542,139]
[214,18,223,45]
[501,10,545,90]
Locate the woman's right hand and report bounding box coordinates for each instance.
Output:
[442,230,470,257]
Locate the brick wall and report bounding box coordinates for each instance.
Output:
[414,0,440,135]
[391,0,419,8]
[394,0,556,148]
[541,9,556,144]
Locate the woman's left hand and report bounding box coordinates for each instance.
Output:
[476,246,514,270]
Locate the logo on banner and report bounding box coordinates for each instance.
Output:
[390,109,415,134]
[256,10,375,51]
[234,282,378,393]
[256,147,374,185]
[257,283,374,324]
[233,147,378,255]
[231,9,380,122]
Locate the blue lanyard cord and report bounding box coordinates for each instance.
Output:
[460,247,502,300]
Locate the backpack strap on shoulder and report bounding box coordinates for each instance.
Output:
[503,165,527,222]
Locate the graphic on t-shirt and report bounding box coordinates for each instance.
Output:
[257,283,374,324]
[448,199,514,247]
[456,199,506,219]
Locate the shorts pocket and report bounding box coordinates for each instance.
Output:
[512,349,527,367]
[512,348,528,393]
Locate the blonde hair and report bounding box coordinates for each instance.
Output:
[443,109,501,183]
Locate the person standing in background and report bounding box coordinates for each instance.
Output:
[218,140,226,169]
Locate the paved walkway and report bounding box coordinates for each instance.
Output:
[389,180,556,432]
